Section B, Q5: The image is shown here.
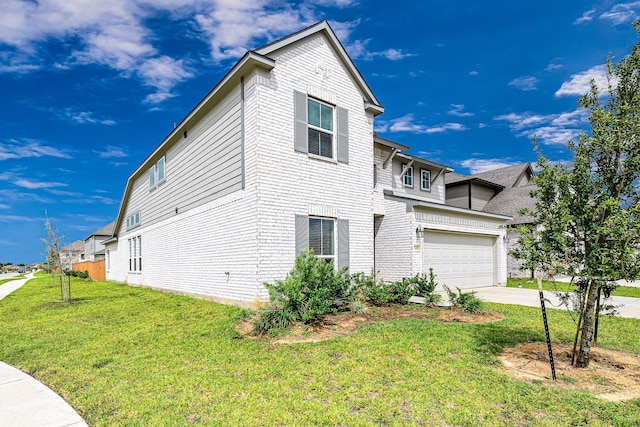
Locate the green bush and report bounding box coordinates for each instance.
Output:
[357,274,418,306]
[64,270,90,279]
[253,249,356,334]
[252,304,297,335]
[403,270,442,307]
[444,286,483,313]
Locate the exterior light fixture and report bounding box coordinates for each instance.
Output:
[416,226,424,239]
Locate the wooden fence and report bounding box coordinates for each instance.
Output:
[71,259,106,281]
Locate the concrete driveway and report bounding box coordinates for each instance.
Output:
[468,286,640,319]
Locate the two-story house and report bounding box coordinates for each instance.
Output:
[105,21,510,306]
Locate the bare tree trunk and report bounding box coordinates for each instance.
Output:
[60,269,68,303]
[576,280,600,368]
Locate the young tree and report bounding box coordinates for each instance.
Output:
[513,21,640,368]
[42,216,70,303]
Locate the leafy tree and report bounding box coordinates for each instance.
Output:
[513,21,640,368]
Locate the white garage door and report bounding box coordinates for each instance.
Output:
[423,231,495,290]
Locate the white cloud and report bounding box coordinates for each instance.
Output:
[469,70,479,76]
[508,76,539,91]
[14,179,67,190]
[574,9,595,25]
[545,62,563,72]
[494,109,589,145]
[555,65,613,97]
[599,2,640,25]
[460,158,518,174]
[447,104,474,117]
[55,108,116,125]
[0,204,9,209]
[376,114,467,134]
[93,146,127,159]
[0,139,72,161]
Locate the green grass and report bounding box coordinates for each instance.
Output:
[1,277,639,426]
[507,277,640,298]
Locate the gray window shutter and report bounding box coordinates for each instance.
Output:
[337,218,349,270]
[295,214,309,255]
[294,91,308,153]
[337,106,349,164]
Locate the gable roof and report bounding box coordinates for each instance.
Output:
[109,21,383,241]
[468,163,533,188]
[482,184,536,225]
[86,220,116,240]
[255,20,383,114]
[62,240,84,253]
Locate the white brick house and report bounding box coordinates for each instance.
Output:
[105,21,509,307]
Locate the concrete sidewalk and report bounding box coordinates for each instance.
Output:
[468,286,640,319]
[0,274,88,427]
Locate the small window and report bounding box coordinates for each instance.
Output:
[149,156,166,189]
[157,156,165,182]
[126,212,140,229]
[402,164,413,187]
[308,98,334,159]
[149,165,156,188]
[421,169,431,191]
[309,217,335,264]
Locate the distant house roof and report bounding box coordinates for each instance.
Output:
[482,184,536,225]
[62,240,84,253]
[85,220,116,240]
[467,163,533,188]
[445,163,536,225]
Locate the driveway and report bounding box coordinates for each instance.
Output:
[467,286,640,319]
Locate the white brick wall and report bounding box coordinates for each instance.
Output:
[252,34,376,285]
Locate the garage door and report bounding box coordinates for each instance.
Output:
[423,231,495,290]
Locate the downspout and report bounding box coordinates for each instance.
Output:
[468,181,472,209]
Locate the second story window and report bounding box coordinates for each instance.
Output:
[149,156,166,189]
[403,164,413,187]
[126,212,140,229]
[421,169,431,191]
[307,98,334,159]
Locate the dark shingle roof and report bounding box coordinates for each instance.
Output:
[482,184,537,225]
[470,163,533,188]
[86,220,116,239]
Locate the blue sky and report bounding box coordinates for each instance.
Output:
[1,0,639,264]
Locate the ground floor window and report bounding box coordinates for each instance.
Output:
[309,217,335,264]
[128,236,142,272]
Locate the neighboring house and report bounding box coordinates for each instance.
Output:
[104,21,510,307]
[445,163,536,278]
[60,240,85,270]
[84,221,116,262]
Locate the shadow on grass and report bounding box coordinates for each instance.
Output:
[470,318,547,358]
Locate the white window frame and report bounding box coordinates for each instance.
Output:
[126,212,141,230]
[128,236,142,272]
[307,98,335,160]
[149,155,166,189]
[402,164,413,188]
[308,217,335,264]
[420,169,431,191]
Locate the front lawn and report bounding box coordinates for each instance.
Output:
[1,277,639,426]
[507,277,640,299]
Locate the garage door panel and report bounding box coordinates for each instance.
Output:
[423,231,495,289]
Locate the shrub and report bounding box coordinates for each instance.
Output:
[254,249,355,334]
[406,269,442,307]
[358,274,418,306]
[252,304,297,335]
[444,286,483,313]
[64,270,90,279]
